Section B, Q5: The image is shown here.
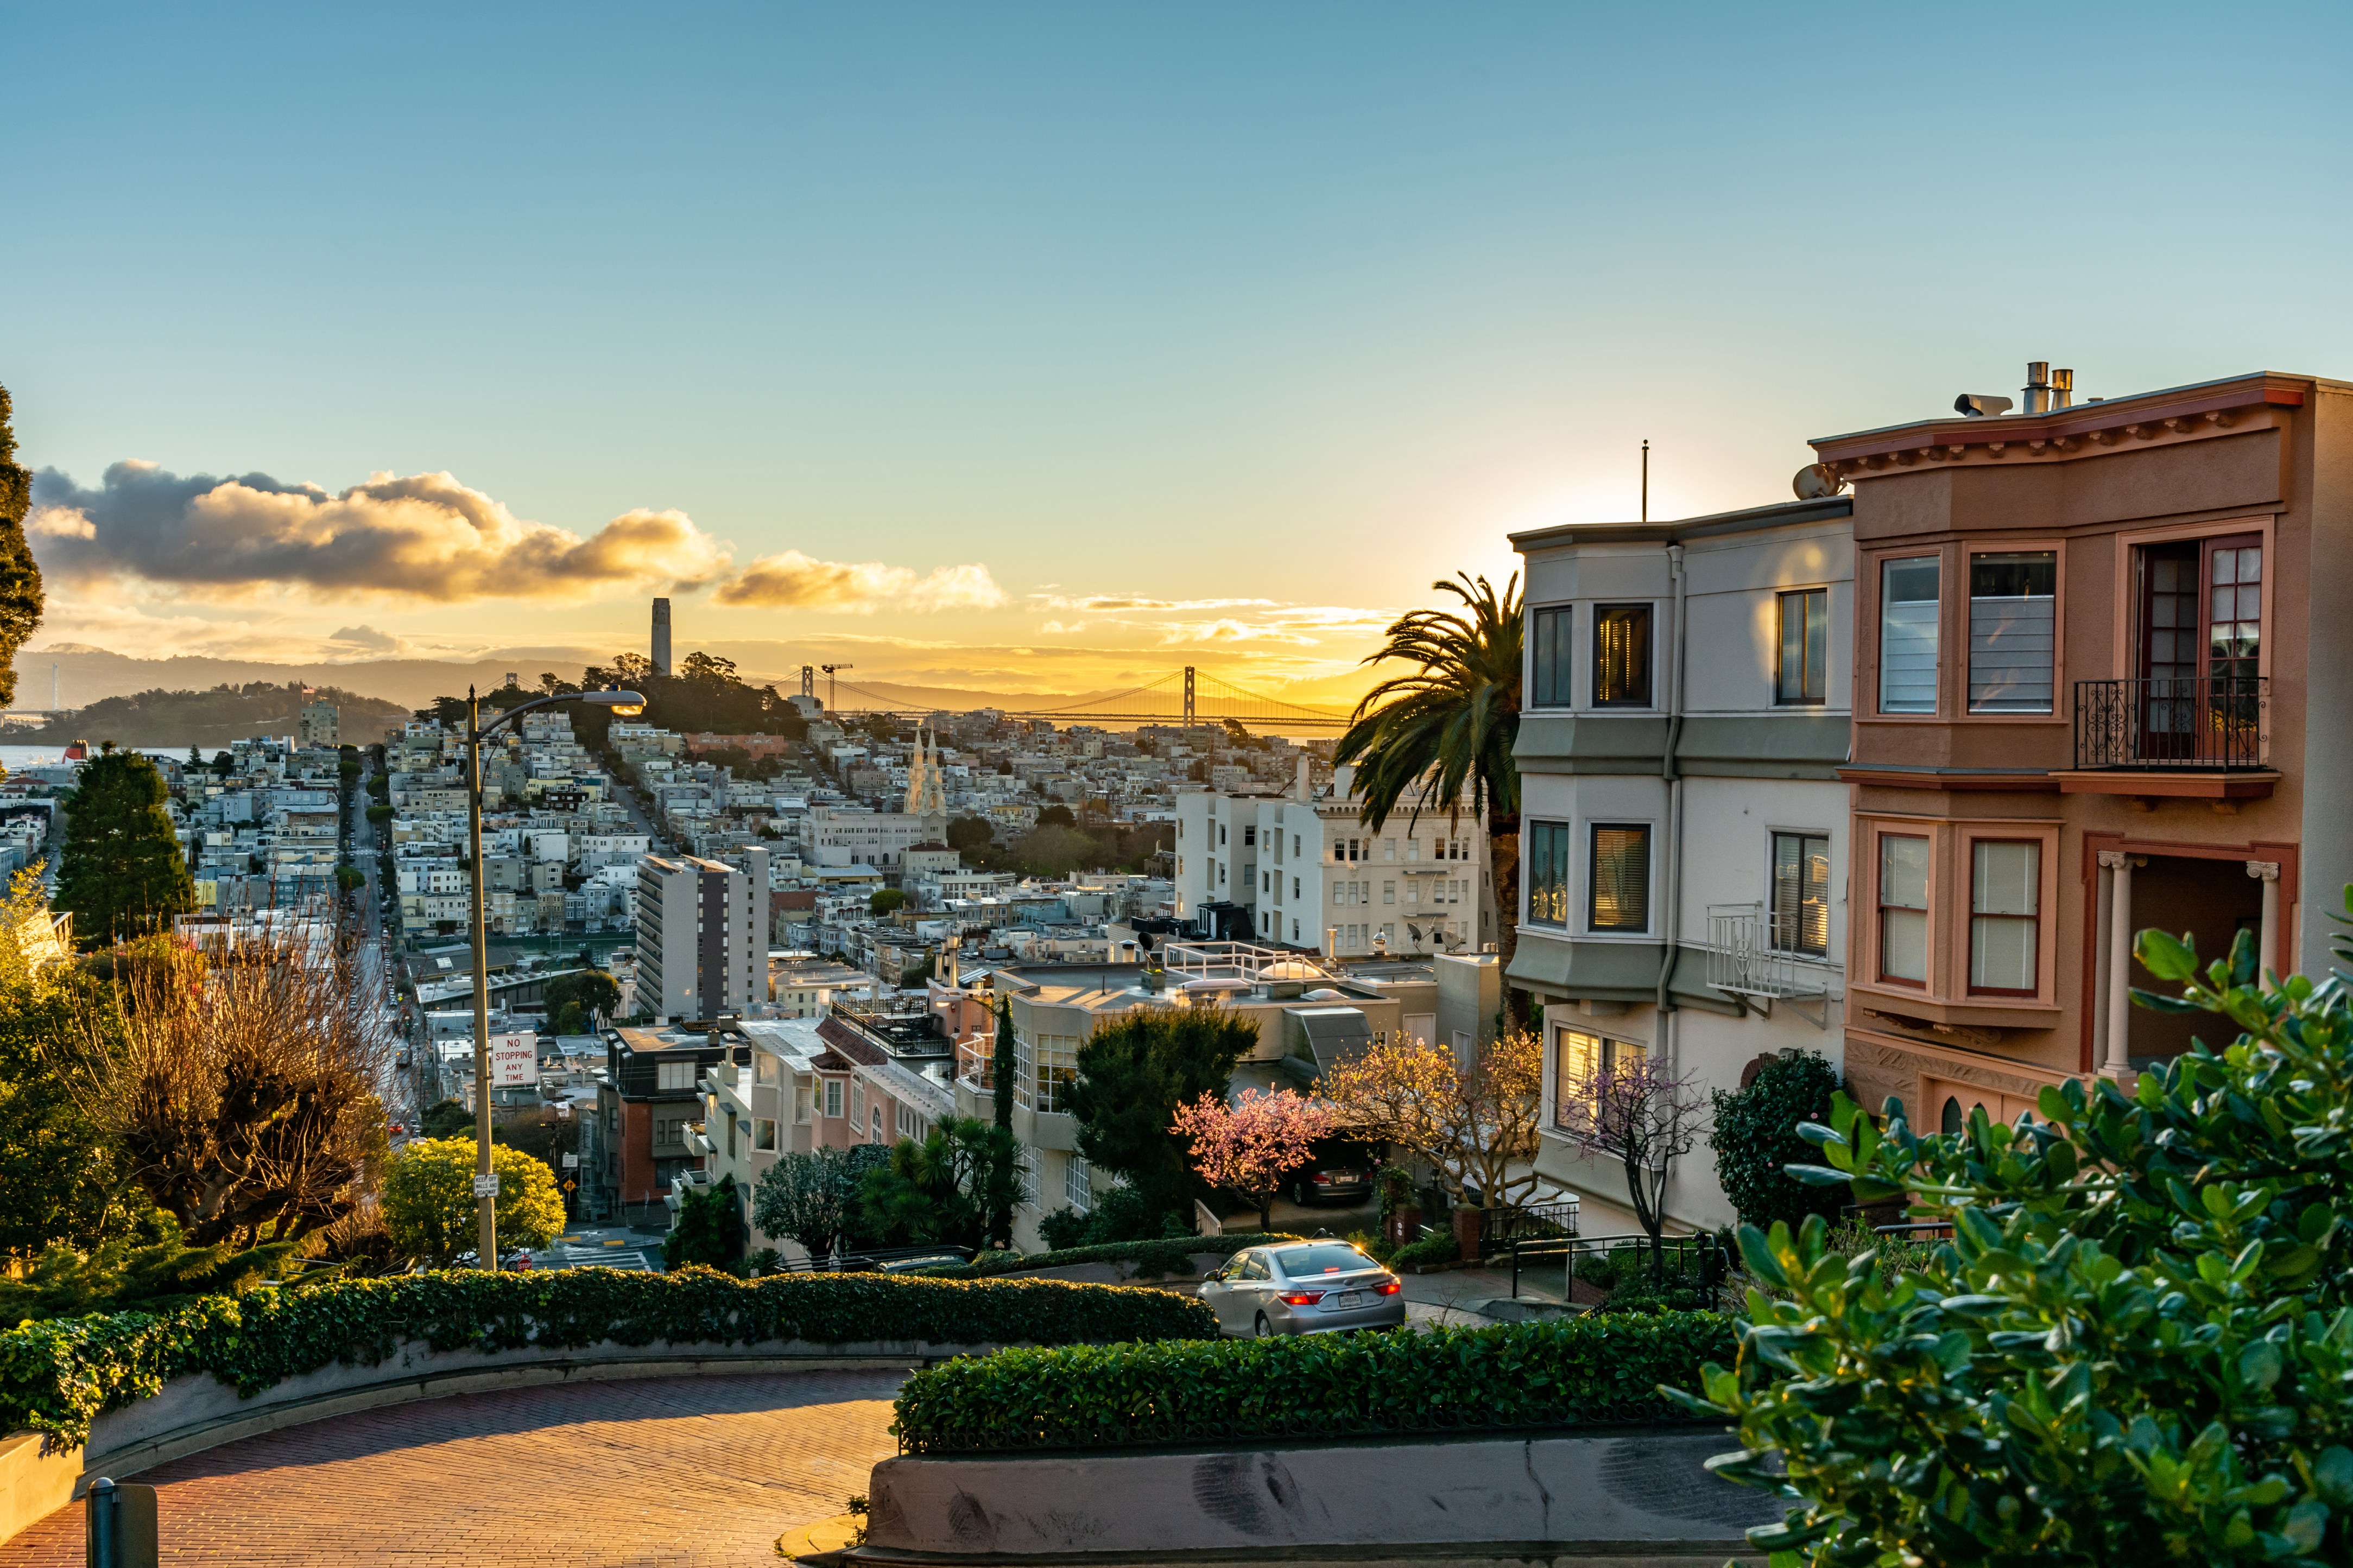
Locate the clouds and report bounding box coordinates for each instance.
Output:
[28,461,732,602]
[713,550,1006,613]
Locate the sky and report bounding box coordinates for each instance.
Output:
[7,2,2352,704]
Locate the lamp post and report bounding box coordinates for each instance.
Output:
[467,685,644,1268]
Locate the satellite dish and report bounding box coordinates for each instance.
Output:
[1792,463,1849,500]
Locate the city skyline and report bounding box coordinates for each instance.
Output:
[8,4,2352,700]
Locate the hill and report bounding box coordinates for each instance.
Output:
[11,682,411,751]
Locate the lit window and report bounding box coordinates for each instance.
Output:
[1588,825,1650,932]
[1878,557,1940,714]
[1553,1029,1646,1129]
[1771,832,1831,957]
[1968,552,2057,713]
[1878,834,1930,984]
[1532,605,1574,707]
[1970,841,2040,994]
[1777,589,1829,704]
[1592,606,1653,707]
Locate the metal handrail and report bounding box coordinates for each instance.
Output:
[2073,675,2268,770]
[1509,1229,1724,1300]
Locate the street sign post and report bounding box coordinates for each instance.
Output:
[490,1032,536,1088]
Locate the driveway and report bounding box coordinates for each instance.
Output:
[0,1369,903,1566]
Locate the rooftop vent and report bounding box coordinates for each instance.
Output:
[2019,361,2077,415]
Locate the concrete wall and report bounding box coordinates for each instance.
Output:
[864,1427,1773,1560]
[0,1334,1009,1548]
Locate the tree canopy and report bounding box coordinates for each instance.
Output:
[1067,1007,1255,1222]
[0,383,46,708]
[381,1138,565,1265]
[55,747,195,948]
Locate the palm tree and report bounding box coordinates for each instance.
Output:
[1333,572,1523,1021]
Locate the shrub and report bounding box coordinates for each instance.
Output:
[381,1139,566,1266]
[1708,1050,1846,1229]
[1389,1229,1461,1269]
[1035,1207,1092,1252]
[893,1311,1735,1453]
[663,1173,747,1271]
[1686,928,2353,1565]
[0,1265,1216,1445]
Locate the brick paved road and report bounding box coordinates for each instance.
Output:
[3,1369,906,1566]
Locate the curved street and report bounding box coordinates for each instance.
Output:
[1,1369,903,1566]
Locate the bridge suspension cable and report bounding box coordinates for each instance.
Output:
[820,665,1352,728]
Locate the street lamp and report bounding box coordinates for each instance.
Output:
[465,685,644,1269]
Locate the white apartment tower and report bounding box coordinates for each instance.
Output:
[1175,758,1495,960]
[635,847,767,1021]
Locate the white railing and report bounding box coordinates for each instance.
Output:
[1704,904,1830,1027]
[1161,939,1334,985]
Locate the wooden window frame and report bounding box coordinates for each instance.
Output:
[1775,588,1830,706]
[1957,823,2059,1004]
[1962,543,2066,720]
[1873,827,1933,990]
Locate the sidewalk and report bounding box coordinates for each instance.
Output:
[1400,1260,1568,1329]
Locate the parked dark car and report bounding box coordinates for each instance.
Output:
[1287,1137,1380,1207]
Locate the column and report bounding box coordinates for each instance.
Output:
[2090,855,2114,1069]
[2246,861,2281,980]
[2098,851,2139,1080]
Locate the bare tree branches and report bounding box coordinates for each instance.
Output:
[1316,1032,1543,1212]
[58,928,390,1247]
[1553,1053,1709,1259]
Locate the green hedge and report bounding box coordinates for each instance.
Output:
[891,1310,1735,1455]
[0,1266,1215,1446]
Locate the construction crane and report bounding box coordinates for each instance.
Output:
[819,663,855,713]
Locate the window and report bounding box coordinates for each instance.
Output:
[1968,551,2057,713]
[1771,832,1830,957]
[1034,1033,1079,1114]
[1526,822,1569,925]
[1532,605,1574,707]
[1553,1029,1646,1129]
[1383,881,1395,904]
[1588,825,1650,932]
[1877,834,1930,985]
[1019,1154,1041,1212]
[1969,840,2040,994]
[755,1053,780,1085]
[1592,605,1653,706]
[1878,556,1940,714]
[870,1107,882,1142]
[752,1118,777,1151]
[823,1079,843,1119]
[1243,826,1256,847]
[2207,536,2263,684]
[1064,1154,1093,1212]
[1776,589,1829,704]
[896,1102,915,1138]
[655,1058,697,1091]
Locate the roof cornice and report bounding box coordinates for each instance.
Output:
[1808,372,2312,478]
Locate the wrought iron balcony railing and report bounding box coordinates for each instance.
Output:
[2072,676,2268,771]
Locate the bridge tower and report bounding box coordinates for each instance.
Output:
[1183,666,1194,726]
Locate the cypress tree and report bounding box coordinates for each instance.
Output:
[0,384,46,707]
[55,746,195,947]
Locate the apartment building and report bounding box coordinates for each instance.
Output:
[635,848,769,1022]
[805,804,946,872]
[1811,367,2353,1131]
[1173,762,1495,959]
[594,1024,735,1224]
[1508,496,1856,1228]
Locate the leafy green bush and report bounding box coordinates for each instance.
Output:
[1708,1050,1847,1228]
[893,1311,1734,1453]
[663,1173,747,1270]
[0,1264,1215,1445]
[1686,926,2353,1565]
[1390,1229,1461,1269]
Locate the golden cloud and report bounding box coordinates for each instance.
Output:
[712,551,1006,613]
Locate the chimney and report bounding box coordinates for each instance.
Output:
[2051,367,2074,410]
[2021,361,2052,416]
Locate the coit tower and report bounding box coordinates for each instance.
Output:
[651,598,672,677]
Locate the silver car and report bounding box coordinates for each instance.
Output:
[1199,1241,1407,1337]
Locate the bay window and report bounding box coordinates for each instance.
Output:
[1968,551,2057,713]
[1526,820,1570,926]
[1968,840,2040,994]
[1878,557,1940,714]
[1877,833,1930,985]
[1592,605,1653,707]
[1532,605,1573,708]
[1588,824,1650,932]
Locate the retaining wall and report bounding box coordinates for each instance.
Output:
[859,1428,1775,1565]
[0,1334,972,1547]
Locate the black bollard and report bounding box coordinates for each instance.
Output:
[83,1475,159,1568]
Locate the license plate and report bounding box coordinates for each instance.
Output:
[1331,1291,1363,1309]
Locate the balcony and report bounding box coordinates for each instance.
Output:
[1704,905,1830,1028]
[2063,677,2278,800]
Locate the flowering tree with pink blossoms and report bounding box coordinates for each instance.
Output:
[1172,1088,1337,1231]
[1553,1052,1709,1283]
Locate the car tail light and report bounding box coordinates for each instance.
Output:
[1311,1173,1332,1185]
[1279,1290,1325,1306]
[1376,1279,1402,1296]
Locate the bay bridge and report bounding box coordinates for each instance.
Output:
[801,664,1353,730]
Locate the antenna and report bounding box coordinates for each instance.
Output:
[1640,440,1650,523]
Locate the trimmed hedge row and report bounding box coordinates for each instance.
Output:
[891,1309,1735,1455]
[1,1265,1216,1446]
